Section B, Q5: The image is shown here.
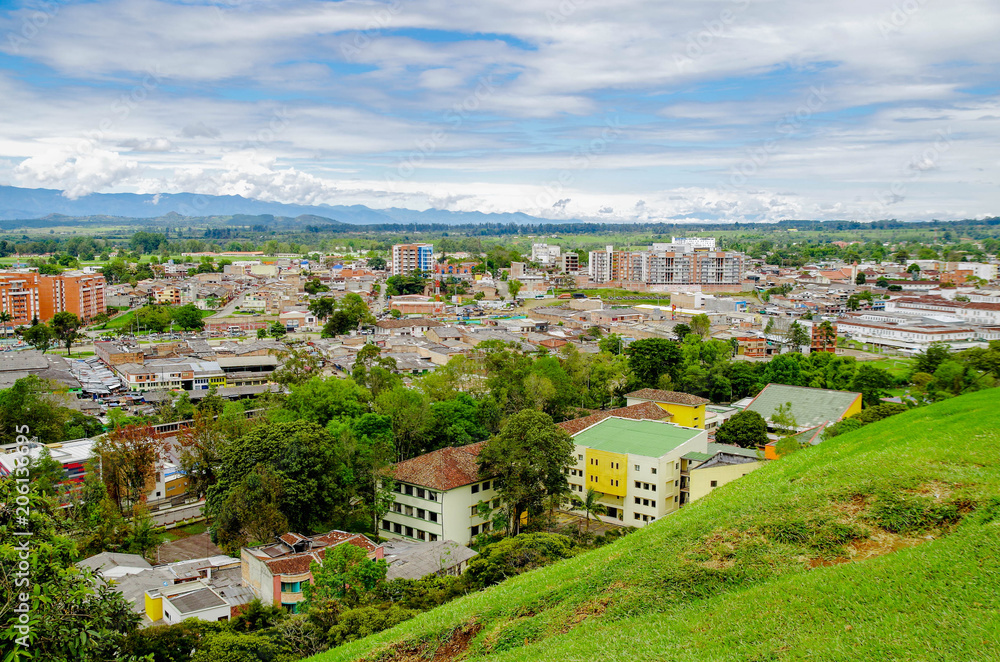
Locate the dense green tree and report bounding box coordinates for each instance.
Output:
[20,322,56,353]
[367,255,387,271]
[464,533,576,589]
[189,631,291,662]
[689,313,711,338]
[850,364,895,407]
[477,410,575,535]
[427,393,490,450]
[714,410,768,448]
[213,465,289,554]
[303,542,388,610]
[0,376,69,445]
[598,333,625,354]
[282,376,370,426]
[173,303,205,331]
[268,321,287,339]
[573,487,607,531]
[375,387,433,460]
[308,296,336,321]
[51,311,83,355]
[785,321,810,351]
[135,305,173,333]
[624,338,682,388]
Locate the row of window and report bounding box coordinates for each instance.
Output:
[634,497,656,508]
[394,483,439,502]
[280,580,310,593]
[634,513,655,523]
[392,502,440,523]
[634,481,657,492]
[382,520,439,542]
[470,521,494,537]
[590,475,620,487]
[470,480,492,494]
[470,499,501,516]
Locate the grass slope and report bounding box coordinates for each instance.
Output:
[316,390,1000,662]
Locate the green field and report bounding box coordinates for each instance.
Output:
[93,307,213,332]
[314,389,1000,662]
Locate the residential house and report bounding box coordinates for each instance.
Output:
[743,383,862,432]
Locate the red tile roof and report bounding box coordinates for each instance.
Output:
[262,533,379,576]
[389,442,486,491]
[557,401,671,436]
[625,389,710,406]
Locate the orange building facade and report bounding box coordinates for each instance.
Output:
[0,271,106,326]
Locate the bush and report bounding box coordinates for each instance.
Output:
[326,605,416,646]
[465,532,576,589]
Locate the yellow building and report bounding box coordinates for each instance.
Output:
[624,389,711,429]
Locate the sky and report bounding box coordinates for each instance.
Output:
[1,0,999,223]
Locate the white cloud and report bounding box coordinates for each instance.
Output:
[13,148,139,198]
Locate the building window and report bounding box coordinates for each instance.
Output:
[416,508,425,519]
[675,480,679,487]
[674,496,679,502]
[405,526,413,538]
[634,481,641,489]
[393,523,402,534]
[428,491,437,501]
[651,468,657,475]
[675,463,679,470]
[482,480,491,490]
[405,505,413,517]
[634,513,640,520]
[429,512,438,523]
[710,480,718,488]
[417,488,425,498]
[429,534,438,542]
[634,497,640,504]
[651,500,656,508]
[578,454,583,460]
[382,519,390,530]
[404,485,413,496]
[471,525,480,536]
[634,464,640,471]
[417,530,426,541]
[471,483,479,494]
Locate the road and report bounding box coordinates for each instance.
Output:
[208,287,260,318]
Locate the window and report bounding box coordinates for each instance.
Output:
[394,523,402,534]
[429,533,438,542]
[428,491,437,502]
[417,488,425,498]
[578,453,583,460]
[675,480,679,487]
[471,505,478,516]
[404,485,413,496]
[471,483,480,494]
[651,500,656,508]
[417,530,426,541]
[416,508,425,519]
[651,484,656,492]
[482,480,491,490]
[674,496,678,502]
[481,522,491,533]
[405,526,413,537]
[675,462,679,470]
[471,525,480,536]
[634,481,641,489]
[405,505,413,517]
[642,515,649,522]
[634,464,640,471]
[382,519,390,530]
[634,513,640,520]
[651,468,657,475]
[393,503,402,513]
[429,512,438,523]
[710,480,718,488]
[634,497,640,504]
[642,499,649,506]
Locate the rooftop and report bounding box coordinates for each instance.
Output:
[557,401,671,436]
[572,418,703,458]
[745,384,861,430]
[625,389,711,406]
[390,442,486,491]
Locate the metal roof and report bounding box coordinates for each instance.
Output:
[572,418,703,458]
[167,587,228,614]
[744,383,861,430]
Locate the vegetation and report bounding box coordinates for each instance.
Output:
[311,389,1000,662]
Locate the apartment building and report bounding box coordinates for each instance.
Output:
[0,271,106,325]
[624,389,711,429]
[391,243,434,276]
[810,322,837,353]
[566,417,762,526]
[588,245,744,286]
[530,243,562,265]
[382,442,501,545]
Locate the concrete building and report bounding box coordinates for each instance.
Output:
[587,245,744,287]
[146,582,232,625]
[392,243,434,276]
[624,389,711,429]
[566,417,762,525]
[743,383,862,432]
[242,531,383,612]
[0,271,106,325]
[531,243,562,265]
[382,442,502,545]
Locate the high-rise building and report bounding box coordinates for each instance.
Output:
[530,243,561,265]
[588,244,744,286]
[0,271,106,326]
[391,243,434,276]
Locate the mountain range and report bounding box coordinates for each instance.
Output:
[0,185,564,226]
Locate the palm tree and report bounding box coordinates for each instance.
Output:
[0,311,10,339]
[574,488,608,532]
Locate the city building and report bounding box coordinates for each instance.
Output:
[558,252,580,274]
[624,389,711,428]
[382,442,502,545]
[0,271,106,325]
[743,383,862,432]
[810,321,837,353]
[587,244,744,287]
[145,582,232,624]
[391,243,434,276]
[566,417,762,525]
[242,531,383,612]
[530,243,562,265]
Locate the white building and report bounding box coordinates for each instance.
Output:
[531,243,562,265]
[836,313,982,351]
[382,442,502,545]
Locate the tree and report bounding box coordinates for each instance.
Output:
[477,410,575,535]
[94,424,166,512]
[625,338,682,388]
[855,272,867,285]
[876,277,889,288]
[308,296,337,321]
[304,278,330,295]
[771,402,798,435]
[177,411,230,498]
[20,322,55,353]
[714,410,768,448]
[851,364,895,407]
[303,542,388,609]
[375,387,432,460]
[0,376,69,445]
[913,342,951,376]
[256,328,267,339]
[213,465,289,553]
[207,421,353,537]
[367,255,386,271]
[598,333,625,354]
[574,487,607,531]
[689,313,711,338]
[0,310,11,337]
[785,321,809,352]
[135,305,173,333]
[673,323,692,341]
[764,317,775,334]
[172,303,205,331]
[269,321,287,339]
[508,279,523,300]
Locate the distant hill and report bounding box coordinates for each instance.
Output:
[0,185,573,226]
[314,389,1000,662]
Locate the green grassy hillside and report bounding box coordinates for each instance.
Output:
[316,390,1000,662]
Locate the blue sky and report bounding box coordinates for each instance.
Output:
[1,0,998,222]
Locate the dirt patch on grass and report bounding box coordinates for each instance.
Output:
[367,623,483,662]
[809,528,928,568]
[689,528,762,570]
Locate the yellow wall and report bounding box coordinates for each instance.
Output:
[659,403,706,429]
[688,461,762,502]
[584,449,628,498]
[145,593,163,621]
[209,376,226,387]
[844,395,862,419]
